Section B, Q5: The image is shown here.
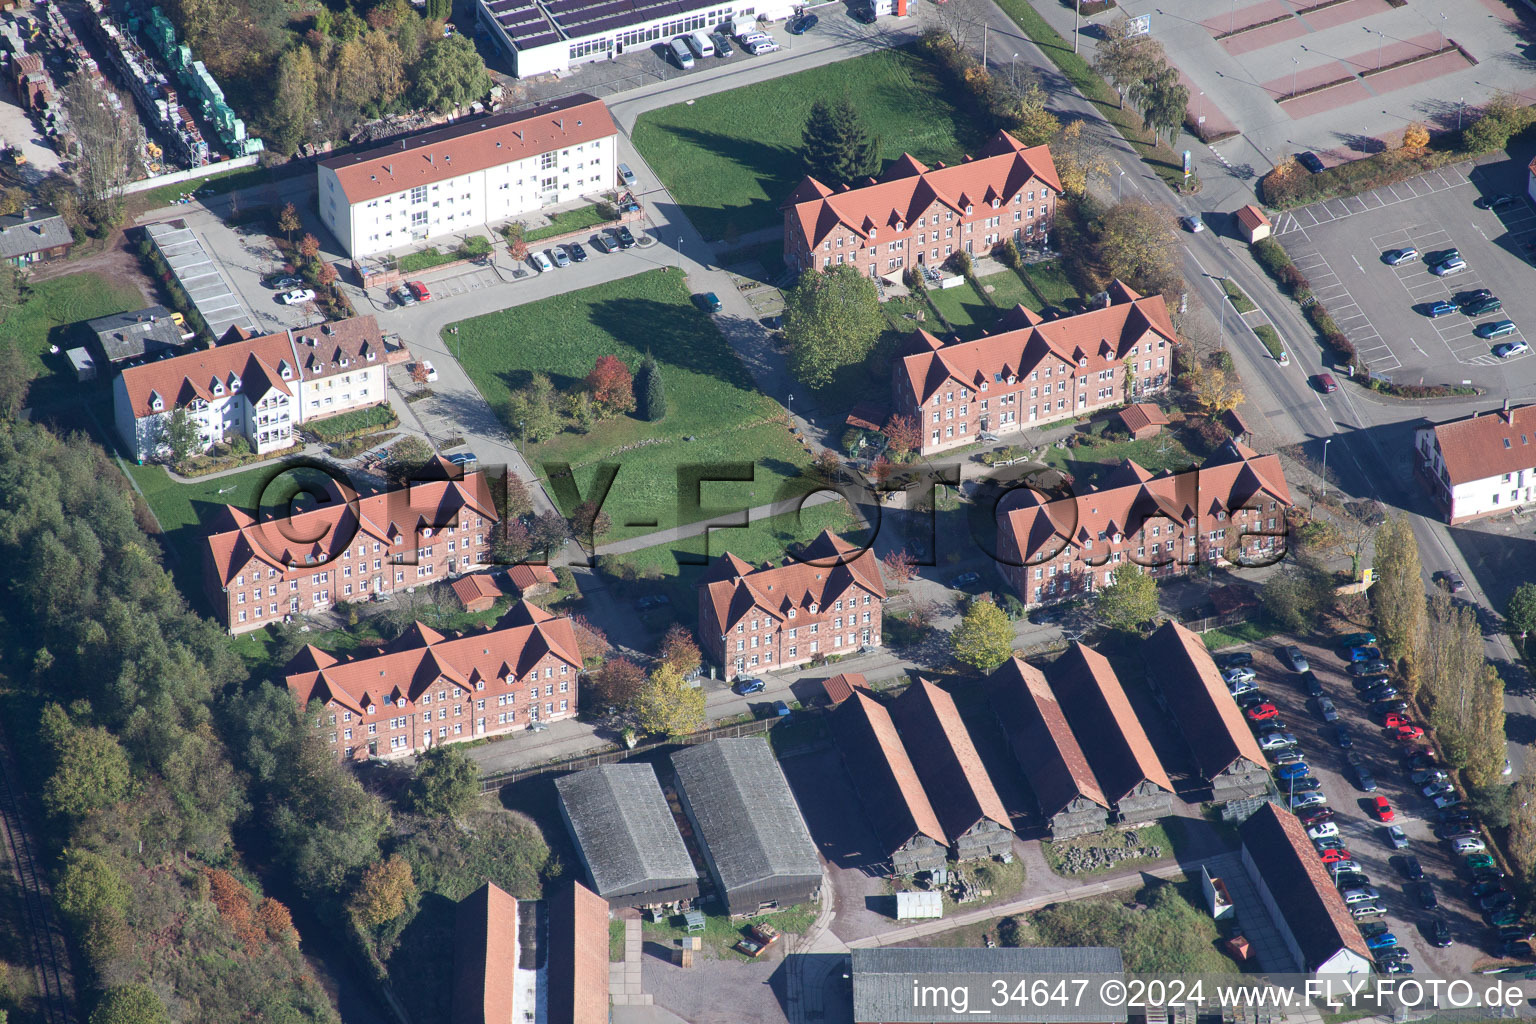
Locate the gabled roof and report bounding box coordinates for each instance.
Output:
[1235,204,1271,232]
[670,738,821,895]
[284,599,580,711]
[1240,804,1374,969]
[1117,402,1170,434]
[896,283,1176,408]
[1424,403,1536,486]
[507,562,558,592]
[205,472,498,587]
[853,948,1127,1024]
[698,530,886,637]
[88,305,185,363]
[0,206,71,259]
[986,658,1108,817]
[1144,621,1266,777]
[830,691,948,852]
[822,671,869,705]
[893,679,1012,837]
[451,882,519,1024]
[999,440,1293,565]
[546,881,610,1024]
[1046,643,1172,804]
[787,132,1063,253]
[321,94,616,204]
[553,764,697,899]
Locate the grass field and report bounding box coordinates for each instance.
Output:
[526,203,613,242]
[448,269,813,538]
[1020,260,1080,308]
[643,902,816,960]
[5,272,146,407]
[1040,431,1198,491]
[977,269,1037,311]
[633,46,993,242]
[926,280,994,337]
[1222,278,1256,314]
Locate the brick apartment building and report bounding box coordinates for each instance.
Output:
[697,530,885,680]
[782,131,1060,277]
[204,468,498,632]
[1415,401,1536,523]
[997,439,1293,607]
[894,280,1177,456]
[287,600,582,760]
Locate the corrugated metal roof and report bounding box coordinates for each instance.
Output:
[554,764,695,898]
[852,947,1126,1023]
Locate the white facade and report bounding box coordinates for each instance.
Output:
[113,378,299,460]
[319,137,615,259]
[1239,844,1372,978]
[1417,425,1536,522]
[477,0,795,79]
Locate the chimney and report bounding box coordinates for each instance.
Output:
[1503,398,1512,423]
[383,163,392,175]
[557,118,564,130]
[427,153,434,166]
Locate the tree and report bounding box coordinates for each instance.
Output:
[783,265,884,388]
[89,985,168,1024]
[0,186,26,217]
[383,435,434,484]
[569,499,611,545]
[507,373,560,444]
[593,657,646,707]
[495,517,533,564]
[881,548,917,585]
[425,0,451,19]
[40,705,132,822]
[412,35,491,113]
[63,76,141,229]
[1421,590,1504,786]
[951,599,1015,672]
[1507,777,1536,884]
[407,745,480,819]
[267,47,318,155]
[634,354,666,422]
[635,662,705,736]
[1094,563,1158,633]
[0,341,29,420]
[801,98,880,185]
[571,614,610,662]
[277,202,302,245]
[660,624,701,675]
[1052,120,1113,198]
[56,848,129,939]
[349,854,417,928]
[1094,16,1166,112]
[585,355,635,417]
[1181,365,1244,417]
[503,472,535,520]
[1009,84,1061,148]
[318,262,339,287]
[298,232,321,264]
[1142,66,1189,146]
[882,415,920,461]
[1096,198,1182,297]
[1371,514,1428,679]
[1508,582,1536,650]
[1401,122,1430,153]
[1261,558,1334,631]
[529,509,569,554]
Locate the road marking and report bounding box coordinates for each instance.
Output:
[1352,255,1364,273]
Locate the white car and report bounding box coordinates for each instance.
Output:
[531,250,554,273]
[1327,859,1361,876]
[1180,215,1204,233]
[281,288,316,305]
[1384,825,1409,849]
[1452,837,1486,854]
[1308,821,1340,841]
[747,36,780,53]
[1291,791,1328,810]
[1229,678,1257,697]
[417,360,438,383]
[1223,666,1257,684]
[1431,258,1467,276]
[618,162,638,189]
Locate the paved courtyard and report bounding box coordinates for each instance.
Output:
[1270,152,1536,394]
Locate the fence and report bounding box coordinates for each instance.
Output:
[123,154,262,195]
[478,715,778,793]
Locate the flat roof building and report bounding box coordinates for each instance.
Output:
[670,737,821,916]
[554,763,699,909]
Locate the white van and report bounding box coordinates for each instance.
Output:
[669,37,694,68]
[687,31,715,58]
[729,16,759,40]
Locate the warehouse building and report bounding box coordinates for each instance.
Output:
[851,947,1127,1024]
[554,763,699,910]
[670,738,821,916]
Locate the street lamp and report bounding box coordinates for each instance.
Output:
[1230,0,1237,36]
[1290,56,1299,98]
[788,392,794,421]
[1458,96,1466,131]
[1439,12,1447,49]
[1117,169,1125,201]
[1320,437,1333,500]
[1073,0,1081,54]
[1218,276,1227,350]
[519,420,526,454]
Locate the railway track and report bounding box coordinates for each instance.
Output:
[0,723,77,1024]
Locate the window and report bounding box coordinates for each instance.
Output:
[410,186,427,204]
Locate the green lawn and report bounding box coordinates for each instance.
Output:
[633,46,994,242]
[526,203,614,242]
[977,269,1037,311]
[1020,260,1080,308]
[926,280,995,337]
[448,269,813,539]
[1041,431,1197,491]
[137,164,281,209]
[4,272,146,408]
[643,903,816,961]
[1222,278,1256,314]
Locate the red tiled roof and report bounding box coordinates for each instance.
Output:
[1047,643,1172,804]
[999,439,1292,566]
[284,598,579,713]
[451,882,518,1024]
[205,472,498,588]
[547,881,610,1024]
[896,283,1176,408]
[787,132,1062,253]
[1239,804,1374,969]
[1424,403,1536,485]
[452,573,506,609]
[507,562,558,592]
[118,315,387,418]
[893,679,1013,837]
[1117,403,1170,434]
[830,691,948,850]
[1144,621,1266,776]
[699,530,886,638]
[986,658,1109,816]
[846,402,887,432]
[1235,204,1271,232]
[822,672,869,705]
[321,94,616,204]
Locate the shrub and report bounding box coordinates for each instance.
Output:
[1253,324,1284,360]
[999,238,1022,269]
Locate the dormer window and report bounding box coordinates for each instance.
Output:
[1007,374,1017,385]
[279,361,292,380]
[896,221,905,231]
[991,198,1000,208]
[150,392,164,411]
[340,357,349,367]
[965,205,973,215]
[213,382,224,395]
[809,602,819,613]
[788,608,796,619]
[1078,357,1088,367]
[366,351,376,361]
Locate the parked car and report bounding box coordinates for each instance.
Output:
[1384,712,1413,730]
[1291,792,1328,810]
[1502,940,1534,959]
[446,451,478,468]
[1319,847,1352,864]
[1223,666,1257,684]
[406,280,431,301]
[269,275,304,289]
[1315,836,1347,852]
[1287,776,1323,793]
[1425,299,1459,317]
[1334,724,1354,748]
[851,5,877,21]
[1462,295,1503,317]
[1246,703,1280,722]
[416,360,438,383]
[1180,215,1204,232]
[951,571,981,588]
[1418,770,1452,787]
[1275,762,1311,780]
[1298,807,1335,827]
[772,700,792,720]
[1423,783,1456,800]
[392,286,417,306]
[1373,699,1410,716]
[732,677,766,695]
[1258,731,1298,751]
[746,36,780,54]
[1454,837,1488,855]
[1338,632,1378,648]
[1297,151,1325,173]
[1301,671,1324,697]
[1472,880,1508,898]
[1308,822,1341,841]
[1396,725,1427,742]
[1277,646,1309,672]
[1229,677,1258,697]
[616,226,638,248]
[1496,340,1531,358]
[1373,796,1394,821]
[1356,766,1378,792]
[592,232,618,253]
[1476,193,1520,210]
[711,31,734,55]
[1435,570,1468,593]
[618,163,637,189]
[1431,257,1468,276]
[1429,919,1453,947]
[1481,891,1517,911]
[550,247,570,268]
[1234,689,1270,709]
[1476,318,1519,339]
[1316,696,1339,722]
[1384,247,1419,266]
[1349,660,1390,676]
[531,250,554,273]
[1384,825,1409,849]
[1313,373,1339,394]
[1347,645,1382,662]
[1272,748,1306,766]
[1334,871,1371,890]
[280,288,316,305]
[1365,932,1398,950]
[1466,853,1498,870]
[1364,684,1400,703]
[1435,793,1464,809]
[786,11,818,32]
[1219,651,1254,669]
[568,242,589,263]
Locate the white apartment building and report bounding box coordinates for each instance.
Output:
[317,94,618,259]
[1416,401,1536,523]
[114,317,389,462]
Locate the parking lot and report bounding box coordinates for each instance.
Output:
[1222,630,1512,975]
[1271,153,1536,393]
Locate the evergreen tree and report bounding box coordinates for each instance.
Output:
[801,99,880,186]
[635,354,666,422]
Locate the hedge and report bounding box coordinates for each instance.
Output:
[306,404,399,441]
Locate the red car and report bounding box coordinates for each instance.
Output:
[1245,703,1280,722]
[407,280,432,302]
[1383,712,1413,729]
[1395,725,1426,742]
[1320,848,1353,864]
[1373,796,1395,822]
[1314,373,1339,393]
